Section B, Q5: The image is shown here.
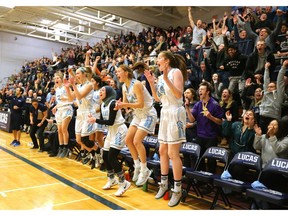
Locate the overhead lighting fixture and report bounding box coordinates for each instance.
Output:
[40,19,52,25]
[53,23,70,30]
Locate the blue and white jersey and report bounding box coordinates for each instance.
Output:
[101,100,125,126]
[123,78,154,116]
[55,86,72,107]
[157,68,183,108]
[76,82,95,113]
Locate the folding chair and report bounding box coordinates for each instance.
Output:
[147,142,201,191]
[182,146,230,202]
[119,135,159,179]
[144,136,160,184]
[246,158,288,209]
[180,142,201,174]
[173,142,201,191]
[143,135,159,160]
[211,152,262,209]
[178,142,201,198]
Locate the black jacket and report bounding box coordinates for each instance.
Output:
[243,49,276,81]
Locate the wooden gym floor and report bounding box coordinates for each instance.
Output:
[0,129,248,212]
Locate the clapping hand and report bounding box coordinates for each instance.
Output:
[144,69,155,84]
[68,76,75,86]
[114,98,122,110]
[267,124,277,137]
[225,111,232,121]
[254,124,262,136]
[63,77,70,87]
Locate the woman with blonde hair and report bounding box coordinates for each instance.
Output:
[115,63,158,187]
[64,67,98,163]
[219,88,239,122]
[52,71,74,158]
[219,88,239,146]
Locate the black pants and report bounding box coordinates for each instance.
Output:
[30,122,47,150]
[103,148,121,173]
[10,112,23,131]
[196,136,218,173]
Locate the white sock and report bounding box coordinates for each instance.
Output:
[174,180,182,192]
[161,175,169,188]
[140,162,147,172]
[134,159,140,168]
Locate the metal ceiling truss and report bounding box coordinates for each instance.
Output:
[0,6,142,45]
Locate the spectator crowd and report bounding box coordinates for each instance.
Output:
[0,6,288,208]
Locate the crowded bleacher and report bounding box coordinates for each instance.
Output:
[1,6,288,209]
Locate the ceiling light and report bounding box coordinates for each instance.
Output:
[40,19,52,25]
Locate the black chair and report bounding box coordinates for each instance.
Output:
[246,158,288,209]
[180,142,201,174]
[147,142,201,192]
[142,135,159,160]
[119,135,159,179]
[182,146,230,202]
[211,152,262,209]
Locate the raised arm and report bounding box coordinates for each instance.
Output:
[188,6,195,29]
[92,56,101,75]
[185,98,196,123]
[84,51,91,67]
[72,82,93,101]
[276,60,288,103]
[63,78,75,101]
[243,18,257,41]
[263,62,271,91]
[144,70,160,102]
[212,18,217,36]
[270,10,283,39]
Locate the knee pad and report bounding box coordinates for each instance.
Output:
[81,136,94,148]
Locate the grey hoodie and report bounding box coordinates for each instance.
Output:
[259,64,286,119]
